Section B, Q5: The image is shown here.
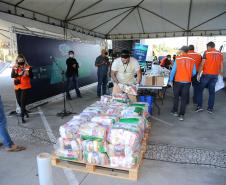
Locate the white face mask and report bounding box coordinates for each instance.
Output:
[69,54,74,58]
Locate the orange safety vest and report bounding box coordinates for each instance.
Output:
[174,54,195,83]
[13,65,32,90]
[187,50,202,71]
[203,48,223,75]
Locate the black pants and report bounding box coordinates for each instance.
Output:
[66,75,81,97]
[172,82,191,116]
[192,74,200,104]
[15,89,28,118]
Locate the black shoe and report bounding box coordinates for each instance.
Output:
[25,112,29,118]
[77,95,82,98]
[22,118,26,123]
[195,107,204,112]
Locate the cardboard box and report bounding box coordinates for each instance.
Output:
[144,76,155,86]
[144,75,164,86]
[155,76,164,86]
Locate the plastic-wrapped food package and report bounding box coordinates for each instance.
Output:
[82,140,107,153]
[91,116,117,126]
[112,93,129,103]
[108,128,141,149]
[109,154,140,168]
[80,112,97,121]
[83,151,109,165]
[121,107,141,118]
[107,144,140,157]
[118,83,138,96]
[100,95,112,103]
[79,122,107,142]
[118,118,145,133]
[56,137,82,161]
[83,107,102,115]
[59,120,81,139]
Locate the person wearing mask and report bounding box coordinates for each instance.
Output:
[0,95,26,151]
[11,54,33,123]
[196,42,223,113]
[95,49,110,97]
[65,50,81,100]
[187,45,202,104]
[168,46,196,121]
[160,54,172,69]
[111,50,142,102]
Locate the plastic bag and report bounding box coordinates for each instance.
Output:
[82,140,107,153]
[83,151,109,165]
[118,83,138,96]
[79,122,107,142]
[91,116,117,126]
[215,75,225,92]
[59,121,81,139]
[109,155,139,168]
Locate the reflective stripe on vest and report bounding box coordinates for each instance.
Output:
[203,49,223,75]
[175,56,195,82]
[14,66,32,90]
[187,51,202,71]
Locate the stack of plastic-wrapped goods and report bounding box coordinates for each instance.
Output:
[55,94,149,168]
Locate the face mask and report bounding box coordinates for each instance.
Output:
[167,58,171,60]
[105,52,108,55]
[18,62,25,65]
[69,54,74,58]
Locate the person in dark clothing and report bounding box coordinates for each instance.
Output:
[160,54,172,69]
[11,54,33,123]
[95,49,110,97]
[65,51,81,100]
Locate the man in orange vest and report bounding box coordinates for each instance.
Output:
[168,46,196,121]
[187,45,202,104]
[196,42,223,113]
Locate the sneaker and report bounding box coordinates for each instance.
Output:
[170,111,178,117]
[207,108,213,114]
[178,115,184,121]
[195,107,204,112]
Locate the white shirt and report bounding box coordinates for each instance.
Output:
[111,57,140,85]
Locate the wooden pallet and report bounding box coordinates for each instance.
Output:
[52,149,144,181]
[51,123,151,181]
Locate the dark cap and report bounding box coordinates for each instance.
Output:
[121,50,130,58]
[179,46,189,53]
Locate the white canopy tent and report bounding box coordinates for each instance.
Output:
[0,0,226,40]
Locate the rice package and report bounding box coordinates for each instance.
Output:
[109,155,139,168]
[91,116,117,126]
[107,144,140,157]
[59,120,81,139]
[118,83,138,96]
[56,137,82,161]
[79,122,107,142]
[83,151,109,165]
[112,93,129,103]
[100,95,112,103]
[82,140,107,153]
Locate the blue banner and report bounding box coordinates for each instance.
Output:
[133,43,148,62]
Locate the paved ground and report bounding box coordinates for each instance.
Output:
[0,67,226,185]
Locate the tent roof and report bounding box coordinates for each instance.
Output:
[0,0,226,39]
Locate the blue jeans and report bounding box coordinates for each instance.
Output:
[0,96,14,148]
[97,71,108,97]
[197,74,218,110]
[66,75,81,97]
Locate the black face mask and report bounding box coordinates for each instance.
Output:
[105,52,108,55]
[18,62,25,66]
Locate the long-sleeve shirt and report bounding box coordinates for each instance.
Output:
[169,61,196,83]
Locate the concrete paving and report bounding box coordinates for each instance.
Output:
[1,67,226,185]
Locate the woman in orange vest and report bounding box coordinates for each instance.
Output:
[11,54,33,123]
